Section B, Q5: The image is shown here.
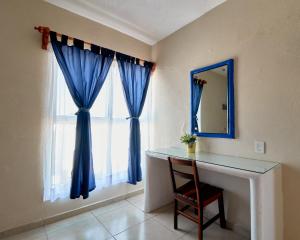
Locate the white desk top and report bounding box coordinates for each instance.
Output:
[146,147,280,174]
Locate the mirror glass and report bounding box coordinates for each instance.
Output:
[191,59,234,138]
[194,66,228,133]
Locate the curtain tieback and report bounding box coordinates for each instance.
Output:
[126,116,139,120]
[75,107,90,115]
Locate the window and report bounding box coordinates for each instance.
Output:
[43,51,151,201]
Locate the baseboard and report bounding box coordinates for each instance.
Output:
[0,188,144,239]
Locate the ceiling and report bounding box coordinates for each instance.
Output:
[46,0,226,45]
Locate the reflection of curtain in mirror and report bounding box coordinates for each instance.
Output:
[192,79,204,131]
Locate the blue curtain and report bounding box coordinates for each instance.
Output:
[192,79,204,131]
[50,32,114,199]
[116,53,153,184]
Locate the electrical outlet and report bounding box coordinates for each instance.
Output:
[254,141,265,154]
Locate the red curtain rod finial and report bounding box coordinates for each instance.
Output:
[151,63,156,73]
[34,26,50,50]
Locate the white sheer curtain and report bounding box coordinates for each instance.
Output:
[43,50,151,201]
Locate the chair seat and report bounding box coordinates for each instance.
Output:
[175,180,223,207]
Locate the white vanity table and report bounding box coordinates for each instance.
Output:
[144,147,283,240]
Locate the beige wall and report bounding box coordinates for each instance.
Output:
[0,0,151,233]
[152,0,300,239]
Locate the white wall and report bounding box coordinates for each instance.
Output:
[152,0,300,239]
[0,0,151,233]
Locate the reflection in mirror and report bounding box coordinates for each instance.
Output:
[193,66,228,133]
[191,59,234,138]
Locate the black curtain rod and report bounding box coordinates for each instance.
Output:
[34,26,155,69]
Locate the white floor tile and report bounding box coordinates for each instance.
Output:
[126,194,145,211]
[152,205,196,238]
[3,194,248,240]
[180,223,248,240]
[114,219,179,240]
[45,212,112,240]
[126,194,144,204]
[45,212,93,233]
[95,204,151,235]
[2,227,47,240]
[92,200,131,217]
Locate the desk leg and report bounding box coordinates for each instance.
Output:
[144,156,173,212]
[250,166,283,240]
[250,177,261,240]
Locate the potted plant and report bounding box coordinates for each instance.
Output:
[180,133,197,153]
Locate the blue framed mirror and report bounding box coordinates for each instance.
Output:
[190,59,235,138]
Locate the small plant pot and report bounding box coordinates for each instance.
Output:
[186,142,196,153]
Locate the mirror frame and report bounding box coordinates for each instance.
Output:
[190,59,235,138]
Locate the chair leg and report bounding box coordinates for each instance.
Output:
[197,206,203,240]
[174,199,178,229]
[198,223,203,240]
[218,194,226,228]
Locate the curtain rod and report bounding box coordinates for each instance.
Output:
[193,77,207,85]
[34,26,156,71]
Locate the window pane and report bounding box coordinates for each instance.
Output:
[90,79,108,118]
[140,120,149,171]
[91,120,109,176]
[111,63,128,118]
[111,120,129,173]
[53,120,75,191]
[56,69,77,116]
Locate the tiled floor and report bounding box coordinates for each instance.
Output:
[3,194,247,240]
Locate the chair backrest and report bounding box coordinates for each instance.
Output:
[168,157,201,200]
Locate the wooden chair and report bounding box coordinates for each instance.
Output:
[168,157,226,240]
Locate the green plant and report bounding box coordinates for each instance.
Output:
[180,133,197,145]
